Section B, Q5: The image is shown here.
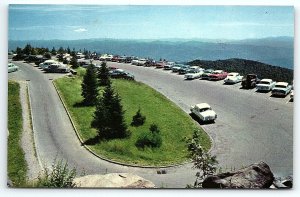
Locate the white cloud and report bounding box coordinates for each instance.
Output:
[74,28,88,32]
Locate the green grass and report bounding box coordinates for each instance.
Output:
[54,69,211,166]
[8,81,27,186]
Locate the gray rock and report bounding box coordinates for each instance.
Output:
[202,161,274,189]
[73,173,155,188]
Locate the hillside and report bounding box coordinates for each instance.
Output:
[8,37,294,69]
[189,58,294,84]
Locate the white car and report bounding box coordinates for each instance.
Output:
[39,59,57,69]
[256,79,276,92]
[137,59,147,66]
[8,63,19,73]
[190,103,217,122]
[224,72,243,84]
[271,82,292,96]
[184,69,204,80]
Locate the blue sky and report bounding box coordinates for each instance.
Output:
[9,5,294,40]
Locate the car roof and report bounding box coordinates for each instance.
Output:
[195,103,211,109]
[261,79,273,82]
[228,72,239,75]
[276,82,288,86]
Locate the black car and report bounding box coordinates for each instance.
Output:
[241,74,260,89]
[109,69,135,80]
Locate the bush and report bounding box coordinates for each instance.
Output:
[36,160,76,188]
[131,108,146,126]
[135,124,162,149]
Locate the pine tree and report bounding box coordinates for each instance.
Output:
[97,62,110,86]
[70,56,79,68]
[81,64,99,106]
[51,47,57,55]
[92,82,129,140]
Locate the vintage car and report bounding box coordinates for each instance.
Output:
[8,63,19,73]
[163,62,175,70]
[184,68,204,80]
[241,74,260,89]
[256,79,276,92]
[172,64,184,72]
[224,72,243,84]
[271,82,292,96]
[190,103,217,122]
[178,65,190,74]
[209,70,228,80]
[108,69,135,80]
[155,61,166,68]
[44,63,70,73]
[40,60,58,69]
[201,69,214,80]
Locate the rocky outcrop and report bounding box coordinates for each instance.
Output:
[73,173,155,188]
[202,161,274,189]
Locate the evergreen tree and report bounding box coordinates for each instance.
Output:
[58,47,65,54]
[51,47,57,55]
[23,44,32,55]
[81,64,99,106]
[97,62,110,86]
[70,56,79,68]
[67,46,71,54]
[92,82,129,140]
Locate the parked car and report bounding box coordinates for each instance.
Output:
[256,79,276,92]
[201,69,214,80]
[271,82,292,97]
[241,74,260,89]
[163,62,175,70]
[209,70,228,80]
[131,58,140,65]
[39,60,58,69]
[118,56,127,63]
[224,72,243,84]
[155,61,166,69]
[172,64,183,72]
[184,69,204,80]
[108,69,135,80]
[190,103,217,122]
[178,65,190,74]
[44,63,70,73]
[8,63,19,73]
[137,59,147,66]
[111,55,120,62]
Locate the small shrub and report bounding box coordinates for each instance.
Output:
[135,124,162,149]
[131,108,146,126]
[36,160,76,188]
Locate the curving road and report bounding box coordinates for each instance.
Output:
[9,61,293,188]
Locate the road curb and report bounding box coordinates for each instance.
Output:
[26,81,44,171]
[52,80,189,169]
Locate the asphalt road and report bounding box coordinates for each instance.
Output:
[8,61,293,188]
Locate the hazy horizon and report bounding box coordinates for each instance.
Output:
[9,5,294,41]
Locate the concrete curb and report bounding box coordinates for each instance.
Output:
[52,80,189,169]
[26,82,44,171]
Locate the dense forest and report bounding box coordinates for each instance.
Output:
[189,58,294,84]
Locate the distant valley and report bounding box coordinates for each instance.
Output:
[8,37,294,69]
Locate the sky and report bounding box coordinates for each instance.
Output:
[8,5,294,40]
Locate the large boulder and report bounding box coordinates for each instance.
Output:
[202,161,274,189]
[73,173,155,188]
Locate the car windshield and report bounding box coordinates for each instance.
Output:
[275,85,287,88]
[212,71,222,74]
[188,70,196,73]
[199,107,210,112]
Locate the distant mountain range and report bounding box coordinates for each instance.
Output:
[8,36,294,69]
